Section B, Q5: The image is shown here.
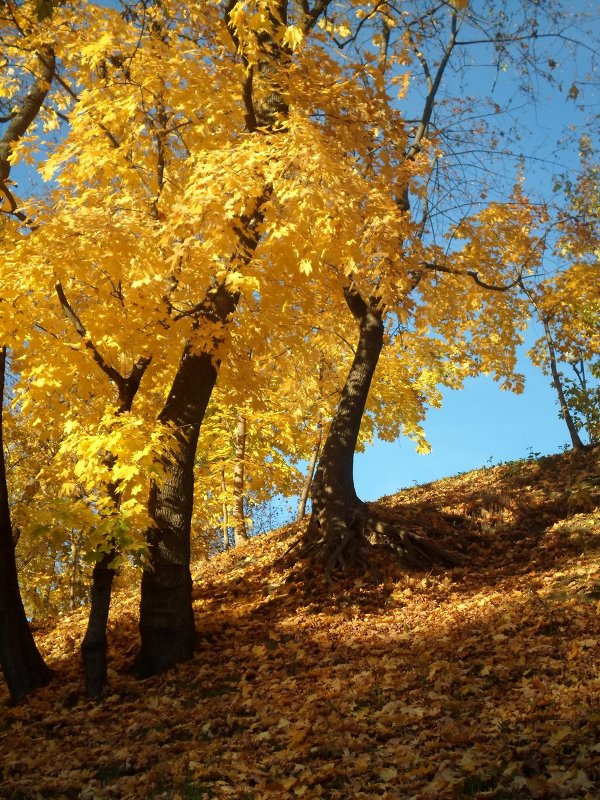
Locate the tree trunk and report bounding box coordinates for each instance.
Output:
[135,0,286,671]
[81,551,116,697]
[542,317,585,452]
[136,283,237,677]
[307,289,384,571]
[0,348,52,703]
[79,358,149,698]
[303,289,460,574]
[221,468,230,550]
[135,345,212,676]
[233,416,248,545]
[297,423,322,521]
[69,535,80,611]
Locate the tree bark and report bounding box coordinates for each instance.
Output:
[233,415,248,545]
[0,348,52,703]
[80,551,116,696]
[76,354,150,698]
[304,289,460,574]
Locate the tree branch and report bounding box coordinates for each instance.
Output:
[302,0,334,33]
[55,281,150,411]
[405,8,458,161]
[0,44,55,219]
[55,281,124,385]
[421,261,521,292]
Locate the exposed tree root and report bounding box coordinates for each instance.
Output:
[298,500,462,575]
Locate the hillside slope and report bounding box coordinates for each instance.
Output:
[1,448,599,800]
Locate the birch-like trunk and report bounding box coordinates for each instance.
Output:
[221,468,230,550]
[233,416,248,545]
[542,317,585,452]
[297,424,322,521]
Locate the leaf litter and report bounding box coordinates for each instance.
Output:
[1,448,599,799]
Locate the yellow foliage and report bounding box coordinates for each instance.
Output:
[0,0,577,594]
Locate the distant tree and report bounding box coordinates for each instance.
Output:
[525,153,599,450]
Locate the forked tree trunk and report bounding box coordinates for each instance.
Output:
[136,282,238,677]
[305,289,460,574]
[233,416,248,545]
[0,348,52,704]
[78,359,149,699]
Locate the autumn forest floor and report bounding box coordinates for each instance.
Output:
[1,449,600,800]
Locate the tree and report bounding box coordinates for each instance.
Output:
[526,153,599,449]
[300,1,582,571]
[0,1,56,701]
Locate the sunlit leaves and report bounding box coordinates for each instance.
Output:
[1,0,594,609]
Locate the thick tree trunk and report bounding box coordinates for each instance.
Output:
[135,344,213,676]
[0,348,52,703]
[134,0,287,673]
[304,290,460,574]
[233,416,248,545]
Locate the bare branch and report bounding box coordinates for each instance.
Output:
[405,8,458,161]
[421,261,521,292]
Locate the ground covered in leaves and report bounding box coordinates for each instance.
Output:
[1,449,599,799]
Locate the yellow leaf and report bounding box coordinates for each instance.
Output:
[379,767,397,781]
[283,25,303,51]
